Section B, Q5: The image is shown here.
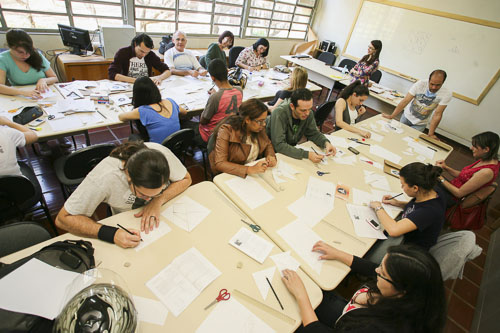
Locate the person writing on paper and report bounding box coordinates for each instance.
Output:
[56,141,191,248]
[118,76,187,143]
[267,88,336,163]
[436,131,499,206]
[199,30,233,69]
[348,40,382,85]
[334,80,371,138]
[108,33,171,84]
[267,67,308,112]
[369,162,446,251]
[209,99,276,177]
[235,38,270,71]
[164,31,208,77]
[383,70,451,139]
[282,244,446,332]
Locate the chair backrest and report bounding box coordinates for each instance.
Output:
[0,175,36,207]
[0,222,51,257]
[370,70,382,83]
[338,58,357,71]
[461,182,497,209]
[314,101,336,132]
[318,52,336,66]
[228,46,245,68]
[199,55,207,69]
[161,128,194,160]
[62,143,116,180]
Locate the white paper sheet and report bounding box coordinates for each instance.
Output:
[277,220,324,274]
[416,155,426,162]
[196,298,275,333]
[272,159,299,184]
[305,176,336,206]
[359,156,383,170]
[369,132,384,142]
[287,195,332,228]
[370,189,405,217]
[365,173,391,191]
[135,221,172,252]
[229,227,274,264]
[162,196,211,232]
[225,176,274,209]
[48,116,83,131]
[325,135,349,148]
[369,144,402,164]
[0,259,82,319]
[352,188,402,219]
[132,295,169,326]
[146,247,221,317]
[109,93,132,106]
[333,155,356,165]
[270,251,301,277]
[408,140,435,159]
[252,266,276,300]
[346,204,387,239]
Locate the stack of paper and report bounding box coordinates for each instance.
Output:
[369,144,402,164]
[162,196,211,232]
[146,248,221,317]
[229,227,274,264]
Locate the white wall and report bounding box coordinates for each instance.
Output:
[311,0,500,146]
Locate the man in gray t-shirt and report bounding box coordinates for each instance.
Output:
[56,142,191,248]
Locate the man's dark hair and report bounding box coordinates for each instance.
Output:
[429,69,447,83]
[208,58,228,82]
[290,88,313,107]
[131,33,154,49]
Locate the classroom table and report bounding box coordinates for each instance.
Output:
[281,55,405,109]
[213,115,452,290]
[0,182,322,332]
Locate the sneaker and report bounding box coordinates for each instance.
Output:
[58,137,73,148]
[39,142,52,156]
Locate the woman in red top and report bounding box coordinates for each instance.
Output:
[436,131,499,205]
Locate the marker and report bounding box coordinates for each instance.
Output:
[427,146,437,152]
[117,223,143,241]
[266,277,284,310]
[97,110,107,119]
[387,193,403,200]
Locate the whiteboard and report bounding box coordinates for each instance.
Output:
[343,0,500,105]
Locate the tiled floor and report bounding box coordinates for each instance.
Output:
[10,89,500,332]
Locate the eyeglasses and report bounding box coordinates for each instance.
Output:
[376,266,395,285]
[252,119,266,126]
[132,183,168,200]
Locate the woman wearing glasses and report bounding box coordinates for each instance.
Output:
[55,141,191,248]
[208,99,276,177]
[282,244,446,333]
[348,40,382,85]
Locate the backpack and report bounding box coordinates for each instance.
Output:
[0,240,95,332]
[228,67,248,89]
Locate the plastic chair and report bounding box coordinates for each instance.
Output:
[0,221,51,257]
[0,167,58,235]
[314,101,336,133]
[228,46,245,68]
[371,70,382,83]
[54,143,116,199]
[161,128,194,162]
[318,52,336,66]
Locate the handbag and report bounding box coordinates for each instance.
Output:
[446,200,488,230]
[228,67,248,89]
[12,106,43,125]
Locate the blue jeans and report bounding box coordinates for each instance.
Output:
[400,113,427,132]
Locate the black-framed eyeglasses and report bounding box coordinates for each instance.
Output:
[376,266,395,286]
[132,183,168,200]
[252,119,266,126]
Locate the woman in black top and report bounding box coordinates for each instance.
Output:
[267,67,308,112]
[334,80,370,137]
[282,244,446,333]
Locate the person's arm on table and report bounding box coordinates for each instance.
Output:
[0,116,38,144]
[148,53,171,84]
[0,70,41,98]
[151,69,172,85]
[369,201,417,237]
[263,137,277,167]
[303,115,336,156]
[36,68,58,92]
[427,105,447,140]
[438,169,494,199]
[113,73,136,83]
[118,108,140,122]
[382,92,414,120]
[334,99,370,138]
[282,269,319,327]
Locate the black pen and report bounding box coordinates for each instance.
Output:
[266,277,284,310]
[387,193,403,200]
[427,146,437,152]
[97,110,107,119]
[117,223,143,241]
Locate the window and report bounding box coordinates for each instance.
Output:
[0,0,314,39]
[246,0,315,39]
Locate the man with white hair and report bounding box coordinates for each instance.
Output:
[164,31,208,77]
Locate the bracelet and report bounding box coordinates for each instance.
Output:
[98,225,118,244]
[374,206,384,212]
[439,177,445,184]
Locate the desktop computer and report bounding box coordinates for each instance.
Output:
[99,25,136,59]
[58,24,93,55]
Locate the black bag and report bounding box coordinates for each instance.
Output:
[0,240,95,332]
[228,67,248,89]
[159,35,174,55]
[12,106,43,125]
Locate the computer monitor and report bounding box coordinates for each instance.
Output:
[58,24,92,55]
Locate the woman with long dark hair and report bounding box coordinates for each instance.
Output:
[209,99,276,177]
[334,80,370,137]
[370,162,446,250]
[349,40,382,85]
[235,38,270,71]
[119,76,187,143]
[283,244,446,333]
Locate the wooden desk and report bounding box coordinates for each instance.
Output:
[1,182,322,332]
[56,53,112,82]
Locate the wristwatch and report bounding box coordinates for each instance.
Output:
[374,206,383,212]
[439,177,445,184]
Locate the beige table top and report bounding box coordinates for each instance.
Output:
[213,115,452,290]
[1,182,321,332]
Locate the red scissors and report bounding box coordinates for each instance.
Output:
[204,289,230,310]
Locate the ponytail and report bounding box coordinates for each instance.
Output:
[399,162,442,191]
[110,141,148,163]
[339,80,370,100]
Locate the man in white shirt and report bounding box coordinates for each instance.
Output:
[0,116,37,177]
[164,31,208,77]
[383,70,452,139]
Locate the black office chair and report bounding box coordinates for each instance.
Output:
[228,46,245,68]
[54,143,116,199]
[199,55,208,69]
[370,70,382,83]
[0,166,58,235]
[337,58,357,71]
[0,221,52,257]
[318,52,336,66]
[161,129,194,163]
[314,101,336,133]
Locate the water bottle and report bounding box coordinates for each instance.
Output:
[342,65,348,74]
